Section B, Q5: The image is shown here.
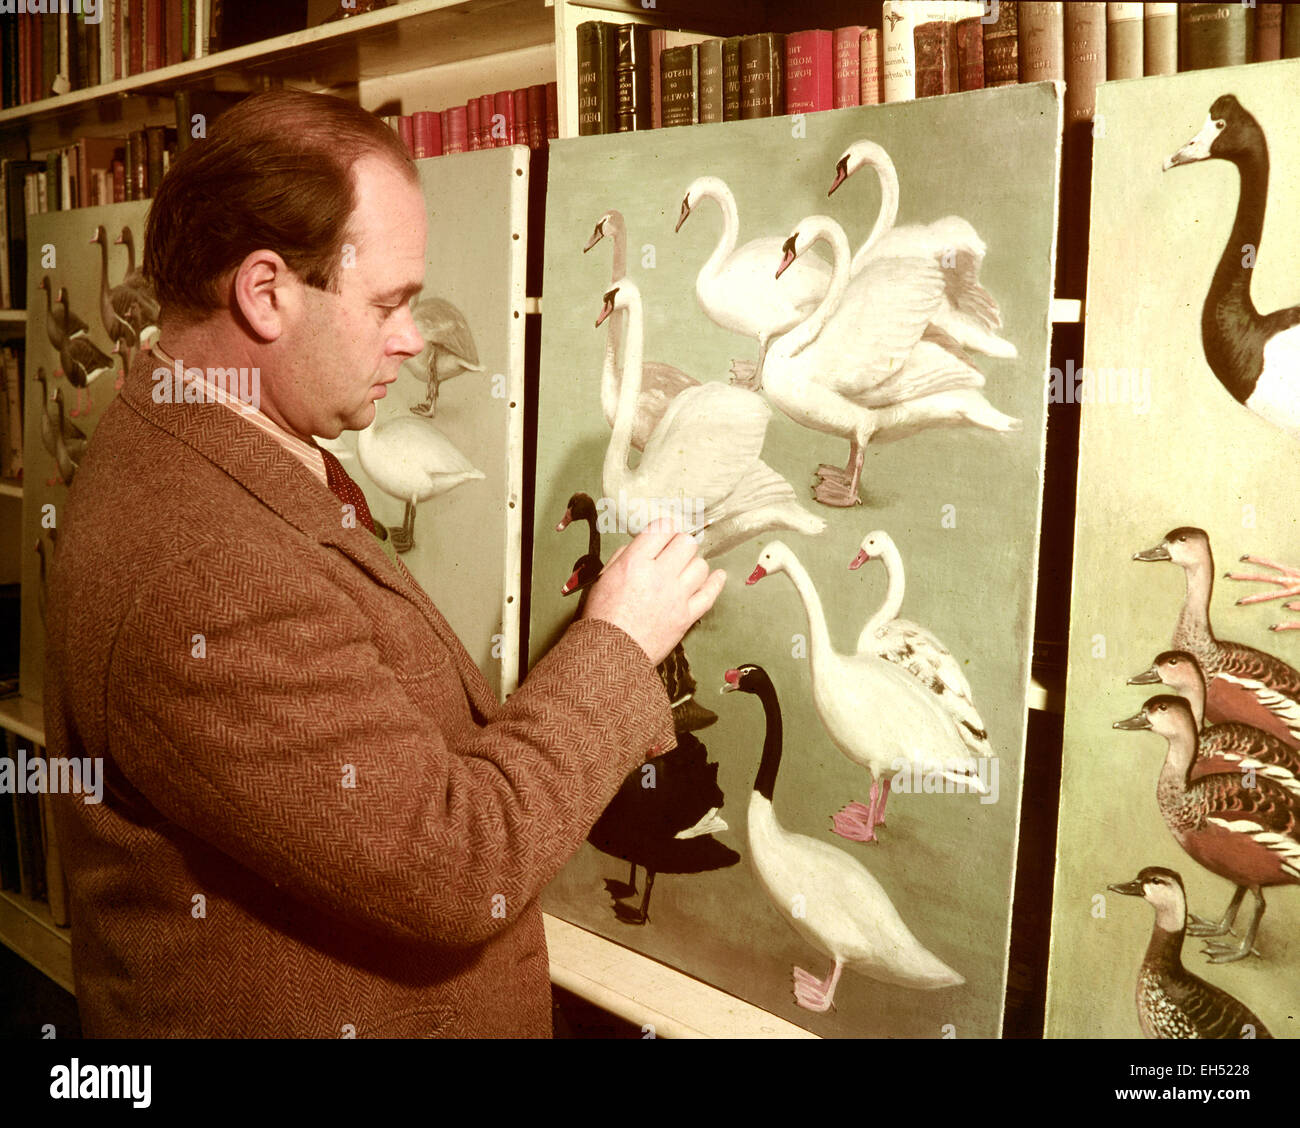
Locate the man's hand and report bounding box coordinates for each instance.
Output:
[582,519,726,666]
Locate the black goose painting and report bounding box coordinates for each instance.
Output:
[1164,95,1300,439]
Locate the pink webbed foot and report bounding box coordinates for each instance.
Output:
[792,962,843,1013]
[729,358,761,390]
[831,800,877,843]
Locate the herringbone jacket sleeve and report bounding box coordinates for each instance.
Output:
[105,533,674,948]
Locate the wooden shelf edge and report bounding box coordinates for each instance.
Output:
[0,888,73,994]
[0,695,45,745]
[0,478,22,498]
[544,913,817,1038]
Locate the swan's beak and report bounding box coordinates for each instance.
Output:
[556,507,573,532]
[582,225,603,253]
[674,197,690,233]
[827,161,849,196]
[1107,878,1145,897]
[775,237,797,280]
[1127,666,1163,685]
[849,549,870,570]
[1163,116,1219,170]
[1133,543,1171,562]
[1113,710,1152,731]
[720,669,741,694]
[746,564,767,585]
[595,301,613,329]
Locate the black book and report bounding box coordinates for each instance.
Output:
[615,23,651,132]
[577,20,618,135]
[3,160,41,308]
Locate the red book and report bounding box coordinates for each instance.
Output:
[165,0,183,66]
[111,158,126,204]
[833,26,866,108]
[396,115,414,157]
[914,10,958,97]
[145,0,163,71]
[511,88,528,145]
[129,0,143,75]
[956,10,985,90]
[412,111,441,158]
[18,14,28,104]
[478,93,493,145]
[493,90,514,147]
[545,81,558,139]
[465,98,481,151]
[443,106,468,154]
[860,29,881,104]
[785,29,833,113]
[525,83,545,149]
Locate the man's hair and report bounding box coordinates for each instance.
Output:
[144,89,417,320]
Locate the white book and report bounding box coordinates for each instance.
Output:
[882,0,917,102]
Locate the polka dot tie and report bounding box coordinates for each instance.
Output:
[319,446,376,535]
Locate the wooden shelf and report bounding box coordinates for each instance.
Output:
[0,695,44,745]
[0,479,21,499]
[0,888,72,994]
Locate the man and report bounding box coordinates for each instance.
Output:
[45,90,724,1037]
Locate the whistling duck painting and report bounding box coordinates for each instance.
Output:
[530,83,1063,1036]
[1046,61,1300,1039]
[319,146,529,698]
[18,201,157,706]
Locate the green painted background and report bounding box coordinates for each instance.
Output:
[1046,60,1300,1038]
[532,83,1062,1036]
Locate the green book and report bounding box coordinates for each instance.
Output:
[699,39,724,123]
[722,36,743,120]
[660,43,699,128]
[1178,3,1251,70]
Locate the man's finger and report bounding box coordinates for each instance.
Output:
[686,568,727,622]
[657,531,702,571]
[624,519,678,561]
[680,554,710,592]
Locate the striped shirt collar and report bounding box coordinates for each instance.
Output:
[150,340,327,487]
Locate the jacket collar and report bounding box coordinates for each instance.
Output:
[120,348,500,717]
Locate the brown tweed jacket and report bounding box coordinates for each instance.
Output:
[45,352,676,1037]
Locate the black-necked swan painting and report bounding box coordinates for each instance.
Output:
[1047,59,1300,1039]
[1163,94,1300,440]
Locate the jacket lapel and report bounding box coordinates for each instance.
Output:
[121,351,502,718]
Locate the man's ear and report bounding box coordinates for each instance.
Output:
[232,249,296,342]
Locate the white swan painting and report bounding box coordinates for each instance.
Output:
[532,81,1062,1036]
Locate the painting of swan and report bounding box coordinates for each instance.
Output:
[1163,95,1300,440]
[828,139,1016,360]
[675,175,830,391]
[747,540,993,842]
[598,279,825,558]
[764,214,1021,506]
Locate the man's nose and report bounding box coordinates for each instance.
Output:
[389,304,425,358]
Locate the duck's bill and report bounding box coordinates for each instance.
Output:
[1163,116,1218,171]
[1133,544,1171,562]
[1127,667,1163,685]
[555,508,573,532]
[1113,712,1152,731]
[849,549,869,570]
[1107,878,1144,897]
[595,301,614,329]
[746,564,767,585]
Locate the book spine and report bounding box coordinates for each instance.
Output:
[546,81,558,140]
[129,0,143,75]
[881,1,916,102]
[698,39,724,124]
[660,43,699,127]
[1285,5,1300,57]
[956,4,985,91]
[722,36,742,121]
[1064,3,1105,128]
[466,98,481,150]
[576,20,607,136]
[1142,3,1177,73]
[145,125,165,196]
[1178,4,1250,71]
[86,15,100,87]
[525,84,544,150]
[1253,3,1282,61]
[859,28,881,104]
[1,350,18,470]
[739,33,782,119]
[444,105,468,154]
[511,88,528,146]
[411,110,440,158]
[42,9,58,96]
[1018,2,1064,82]
[914,4,958,98]
[1106,3,1144,78]
[396,114,414,156]
[112,156,125,202]
[491,91,513,147]
[147,0,164,72]
[833,25,866,108]
[166,0,183,66]
[615,23,651,132]
[785,30,833,114]
[649,29,665,129]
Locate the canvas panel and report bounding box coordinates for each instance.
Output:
[531,83,1062,1036]
[1046,60,1300,1039]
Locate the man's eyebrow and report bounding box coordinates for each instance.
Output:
[377,283,423,303]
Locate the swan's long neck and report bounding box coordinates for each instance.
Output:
[1176,559,1215,646]
[122,232,136,275]
[582,512,600,561]
[96,236,110,302]
[1213,150,1267,326]
[604,292,642,494]
[780,555,833,667]
[850,155,900,276]
[600,218,628,426]
[701,185,739,281]
[865,544,905,634]
[785,220,851,353]
[751,677,783,803]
